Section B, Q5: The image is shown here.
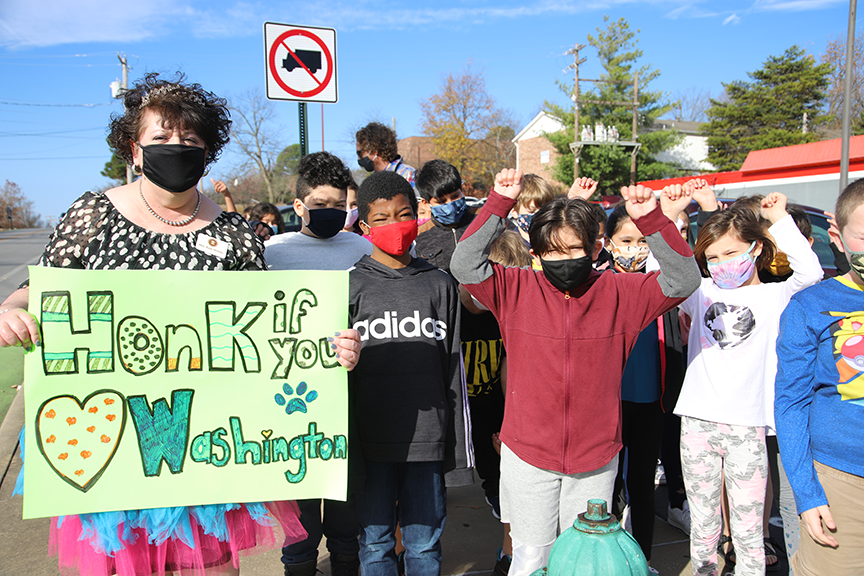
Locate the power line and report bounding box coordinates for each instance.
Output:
[0,62,116,67]
[0,156,105,161]
[0,127,105,137]
[0,100,113,108]
[0,52,116,58]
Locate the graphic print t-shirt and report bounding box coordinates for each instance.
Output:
[674,277,797,428]
[460,309,504,397]
[673,216,823,429]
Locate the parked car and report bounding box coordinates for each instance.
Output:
[685,200,836,277]
[599,196,837,277]
[277,204,303,233]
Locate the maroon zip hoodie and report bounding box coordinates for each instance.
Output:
[450,191,700,474]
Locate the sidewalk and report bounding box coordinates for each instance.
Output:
[0,386,744,576]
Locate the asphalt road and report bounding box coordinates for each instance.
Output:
[0,228,52,303]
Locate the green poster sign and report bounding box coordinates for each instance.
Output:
[23,267,349,519]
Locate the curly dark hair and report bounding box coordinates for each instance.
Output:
[355,122,399,162]
[295,152,353,201]
[107,72,231,168]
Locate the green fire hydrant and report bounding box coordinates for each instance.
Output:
[529,499,649,576]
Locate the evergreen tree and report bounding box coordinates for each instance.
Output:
[101,149,127,182]
[544,16,679,193]
[703,46,832,172]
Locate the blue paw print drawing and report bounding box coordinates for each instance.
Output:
[275,381,318,414]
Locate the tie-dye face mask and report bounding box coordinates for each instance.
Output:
[707,241,757,289]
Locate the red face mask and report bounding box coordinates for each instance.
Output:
[365,219,418,256]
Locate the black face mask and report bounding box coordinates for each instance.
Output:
[357,156,375,172]
[141,144,206,193]
[304,206,347,239]
[540,255,593,293]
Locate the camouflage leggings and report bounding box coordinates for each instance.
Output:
[680,416,767,576]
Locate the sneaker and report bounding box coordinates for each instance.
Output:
[666,501,691,535]
[654,461,666,486]
[494,548,511,576]
[648,567,660,575]
[485,495,501,520]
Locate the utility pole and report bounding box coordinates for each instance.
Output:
[566,44,586,178]
[840,0,858,193]
[568,56,641,186]
[630,71,639,186]
[111,53,132,184]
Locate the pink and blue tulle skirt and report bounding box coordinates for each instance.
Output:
[16,429,307,576]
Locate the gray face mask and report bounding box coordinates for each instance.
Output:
[840,235,864,280]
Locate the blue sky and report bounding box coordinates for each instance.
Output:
[0,0,852,221]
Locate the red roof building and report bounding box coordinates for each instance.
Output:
[639,135,864,212]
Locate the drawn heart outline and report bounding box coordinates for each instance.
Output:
[35,390,126,493]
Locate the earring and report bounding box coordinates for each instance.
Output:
[132,164,143,176]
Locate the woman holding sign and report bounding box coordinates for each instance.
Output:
[0,73,361,576]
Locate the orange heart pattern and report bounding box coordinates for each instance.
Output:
[36,391,125,492]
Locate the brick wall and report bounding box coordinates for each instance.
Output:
[517,135,561,184]
[398,136,437,170]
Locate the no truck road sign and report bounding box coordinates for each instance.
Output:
[265,22,338,103]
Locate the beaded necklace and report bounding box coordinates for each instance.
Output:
[139,178,200,227]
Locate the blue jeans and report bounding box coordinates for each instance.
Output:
[356,460,446,576]
[281,496,360,565]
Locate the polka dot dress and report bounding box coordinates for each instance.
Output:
[36,191,266,273]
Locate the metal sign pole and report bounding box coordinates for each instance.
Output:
[299,102,308,157]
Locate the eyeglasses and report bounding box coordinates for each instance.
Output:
[356,150,366,158]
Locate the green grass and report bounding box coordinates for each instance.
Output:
[0,346,24,426]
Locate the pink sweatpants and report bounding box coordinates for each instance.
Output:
[680,416,767,576]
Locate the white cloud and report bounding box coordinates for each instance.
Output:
[664,1,723,19]
[0,0,191,48]
[0,0,674,48]
[750,0,845,11]
[723,13,742,24]
[0,0,846,49]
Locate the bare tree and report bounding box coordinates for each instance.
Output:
[228,89,285,204]
[420,63,517,187]
[671,87,713,122]
[821,31,864,132]
[0,180,41,229]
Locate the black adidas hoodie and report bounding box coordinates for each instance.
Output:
[349,255,474,488]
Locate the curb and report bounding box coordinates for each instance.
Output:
[0,388,23,490]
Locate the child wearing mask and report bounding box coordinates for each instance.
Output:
[451,169,700,576]
[350,170,473,576]
[775,178,864,576]
[674,189,822,576]
[414,159,474,274]
[265,152,371,271]
[265,151,371,576]
[605,189,692,572]
[509,174,557,245]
